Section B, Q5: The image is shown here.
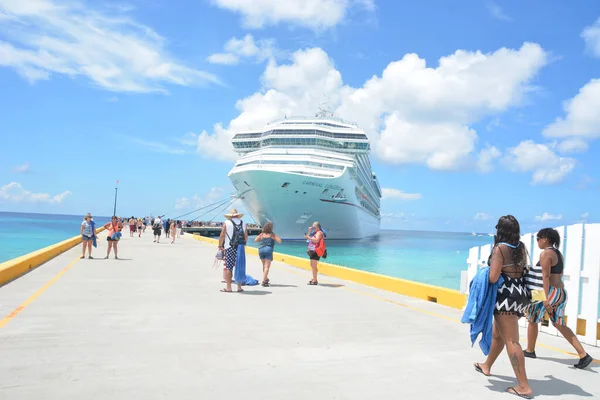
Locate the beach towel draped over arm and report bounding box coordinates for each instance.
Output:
[461,267,504,355]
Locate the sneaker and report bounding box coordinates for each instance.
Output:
[574,354,593,369]
[524,350,537,359]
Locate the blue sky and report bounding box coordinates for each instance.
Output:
[1,0,600,234]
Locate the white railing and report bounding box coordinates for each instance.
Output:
[462,223,600,347]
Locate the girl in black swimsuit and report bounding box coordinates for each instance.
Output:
[474,215,533,399]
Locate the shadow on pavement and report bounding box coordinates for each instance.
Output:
[239,290,272,296]
[486,374,594,397]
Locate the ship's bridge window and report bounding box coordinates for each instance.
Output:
[281,182,290,188]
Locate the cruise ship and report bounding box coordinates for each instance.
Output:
[228,107,381,239]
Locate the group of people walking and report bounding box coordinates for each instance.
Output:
[217,209,327,291]
[466,215,594,399]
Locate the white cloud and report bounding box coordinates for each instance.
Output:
[127,137,188,155]
[487,1,512,22]
[12,163,30,173]
[474,212,491,221]
[556,138,589,153]
[381,188,422,201]
[0,181,71,204]
[543,78,600,141]
[0,0,220,93]
[504,140,576,184]
[207,53,240,66]
[581,212,590,220]
[582,18,600,58]
[210,0,374,30]
[207,34,274,66]
[198,43,549,168]
[535,212,563,222]
[476,145,501,173]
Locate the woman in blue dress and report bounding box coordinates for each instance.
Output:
[254,222,281,287]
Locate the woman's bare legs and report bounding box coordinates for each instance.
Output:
[496,314,532,396]
[87,240,93,258]
[81,240,88,258]
[106,241,113,258]
[262,259,271,282]
[113,241,119,259]
[554,323,587,358]
[310,259,318,282]
[476,320,505,375]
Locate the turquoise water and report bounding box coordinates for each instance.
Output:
[248,230,493,290]
[0,212,110,263]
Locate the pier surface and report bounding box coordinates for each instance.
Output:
[1,231,598,399]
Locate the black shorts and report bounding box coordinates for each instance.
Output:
[307,250,320,261]
[153,228,161,236]
[107,237,117,242]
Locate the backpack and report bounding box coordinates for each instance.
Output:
[314,238,327,257]
[227,220,246,248]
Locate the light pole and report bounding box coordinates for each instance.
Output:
[113,179,119,216]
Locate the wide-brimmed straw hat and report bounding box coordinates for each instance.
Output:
[224,208,244,219]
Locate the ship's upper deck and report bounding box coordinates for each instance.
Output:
[231,116,370,154]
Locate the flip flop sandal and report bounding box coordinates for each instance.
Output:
[220,289,232,293]
[474,363,491,377]
[307,280,318,285]
[506,387,532,399]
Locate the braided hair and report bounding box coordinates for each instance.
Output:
[493,215,526,267]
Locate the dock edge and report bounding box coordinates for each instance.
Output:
[0,227,106,286]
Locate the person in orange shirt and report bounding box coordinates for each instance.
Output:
[103,216,123,259]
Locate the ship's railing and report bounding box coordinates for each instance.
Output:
[267,115,359,127]
[460,223,600,347]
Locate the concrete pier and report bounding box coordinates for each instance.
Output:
[0,230,598,399]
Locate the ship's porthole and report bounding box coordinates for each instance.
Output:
[295,190,298,193]
[282,182,290,188]
[303,192,307,194]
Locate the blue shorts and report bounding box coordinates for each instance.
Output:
[258,246,273,261]
[82,234,93,241]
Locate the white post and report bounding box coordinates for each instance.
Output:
[581,224,600,346]
[564,224,584,338]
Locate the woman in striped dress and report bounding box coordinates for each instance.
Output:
[524,228,593,369]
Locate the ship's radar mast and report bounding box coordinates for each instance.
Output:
[315,101,335,118]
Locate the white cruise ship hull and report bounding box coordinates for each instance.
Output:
[229,169,380,240]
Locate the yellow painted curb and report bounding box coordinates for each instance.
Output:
[0,227,106,286]
[191,234,467,309]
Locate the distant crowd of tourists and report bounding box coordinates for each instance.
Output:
[464,215,594,399]
[79,214,188,259]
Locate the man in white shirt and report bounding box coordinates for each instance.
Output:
[153,216,162,243]
[218,209,248,292]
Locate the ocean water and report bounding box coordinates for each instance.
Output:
[247,229,494,290]
[0,212,110,263]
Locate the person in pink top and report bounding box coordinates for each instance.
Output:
[103,216,123,259]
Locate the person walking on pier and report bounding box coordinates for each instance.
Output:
[218,209,247,293]
[137,218,143,238]
[80,213,94,259]
[153,216,162,243]
[474,215,533,399]
[104,216,123,259]
[170,219,177,244]
[523,228,593,369]
[305,222,325,285]
[254,222,282,287]
[129,217,136,237]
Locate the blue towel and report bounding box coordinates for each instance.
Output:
[233,274,259,286]
[461,266,504,355]
[90,220,97,248]
[233,244,246,283]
